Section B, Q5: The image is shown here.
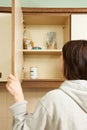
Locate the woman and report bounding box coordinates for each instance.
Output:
[6,40,87,130]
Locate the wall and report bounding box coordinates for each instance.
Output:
[0,0,87,7]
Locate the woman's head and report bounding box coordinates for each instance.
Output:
[62,40,87,80]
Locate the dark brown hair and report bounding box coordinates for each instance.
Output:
[62,40,87,80]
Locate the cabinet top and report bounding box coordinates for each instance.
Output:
[1,7,87,13]
[22,8,87,14]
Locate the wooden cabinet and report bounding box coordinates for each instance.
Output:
[71,14,87,40]
[1,1,87,87]
[0,13,11,81]
[12,0,71,84]
[11,0,87,88]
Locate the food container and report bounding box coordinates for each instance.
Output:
[30,67,38,79]
[23,39,34,49]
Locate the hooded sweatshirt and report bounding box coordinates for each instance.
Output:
[10,80,87,130]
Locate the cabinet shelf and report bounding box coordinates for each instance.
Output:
[22,78,64,88]
[22,49,62,55]
[22,78,64,82]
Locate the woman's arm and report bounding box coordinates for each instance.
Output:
[6,74,51,130]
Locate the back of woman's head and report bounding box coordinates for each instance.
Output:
[62,40,87,80]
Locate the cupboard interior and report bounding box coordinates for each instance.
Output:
[22,14,70,80]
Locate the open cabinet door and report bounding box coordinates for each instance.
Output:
[12,0,23,80]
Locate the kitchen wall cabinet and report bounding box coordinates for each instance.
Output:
[1,1,87,86]
[12,0,71,84]
[0,1,23,82]
[71,14,87,40]
[0,13,11,81]
[12,0,87,88]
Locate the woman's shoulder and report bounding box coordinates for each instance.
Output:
[38,88,67,117]
[39,88,63,105]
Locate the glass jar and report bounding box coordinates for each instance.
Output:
[46,32,57,49]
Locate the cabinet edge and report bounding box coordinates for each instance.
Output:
[1,7,87,13]
[0,7,12,13]
[22,8,87,14]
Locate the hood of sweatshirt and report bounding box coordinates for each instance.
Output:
[60,80,87,113]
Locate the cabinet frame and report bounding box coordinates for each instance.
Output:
[22,8,87,14]
[1,7,87,13]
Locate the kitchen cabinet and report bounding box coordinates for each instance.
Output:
[0,13,11,81]
[0,2,87,86]
[12,0,87,88]
[0,1,23,82]
[12,0,70,84]
[71,14,87,40]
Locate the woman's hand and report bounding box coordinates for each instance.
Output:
[6,74,24,103]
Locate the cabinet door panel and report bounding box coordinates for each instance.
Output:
[0,13,11,81]
[12,0,23,79]
[71,14,87,40]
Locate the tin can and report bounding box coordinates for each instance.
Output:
[30,67,38,79]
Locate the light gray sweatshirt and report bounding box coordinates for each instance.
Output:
[10,80,87,130]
